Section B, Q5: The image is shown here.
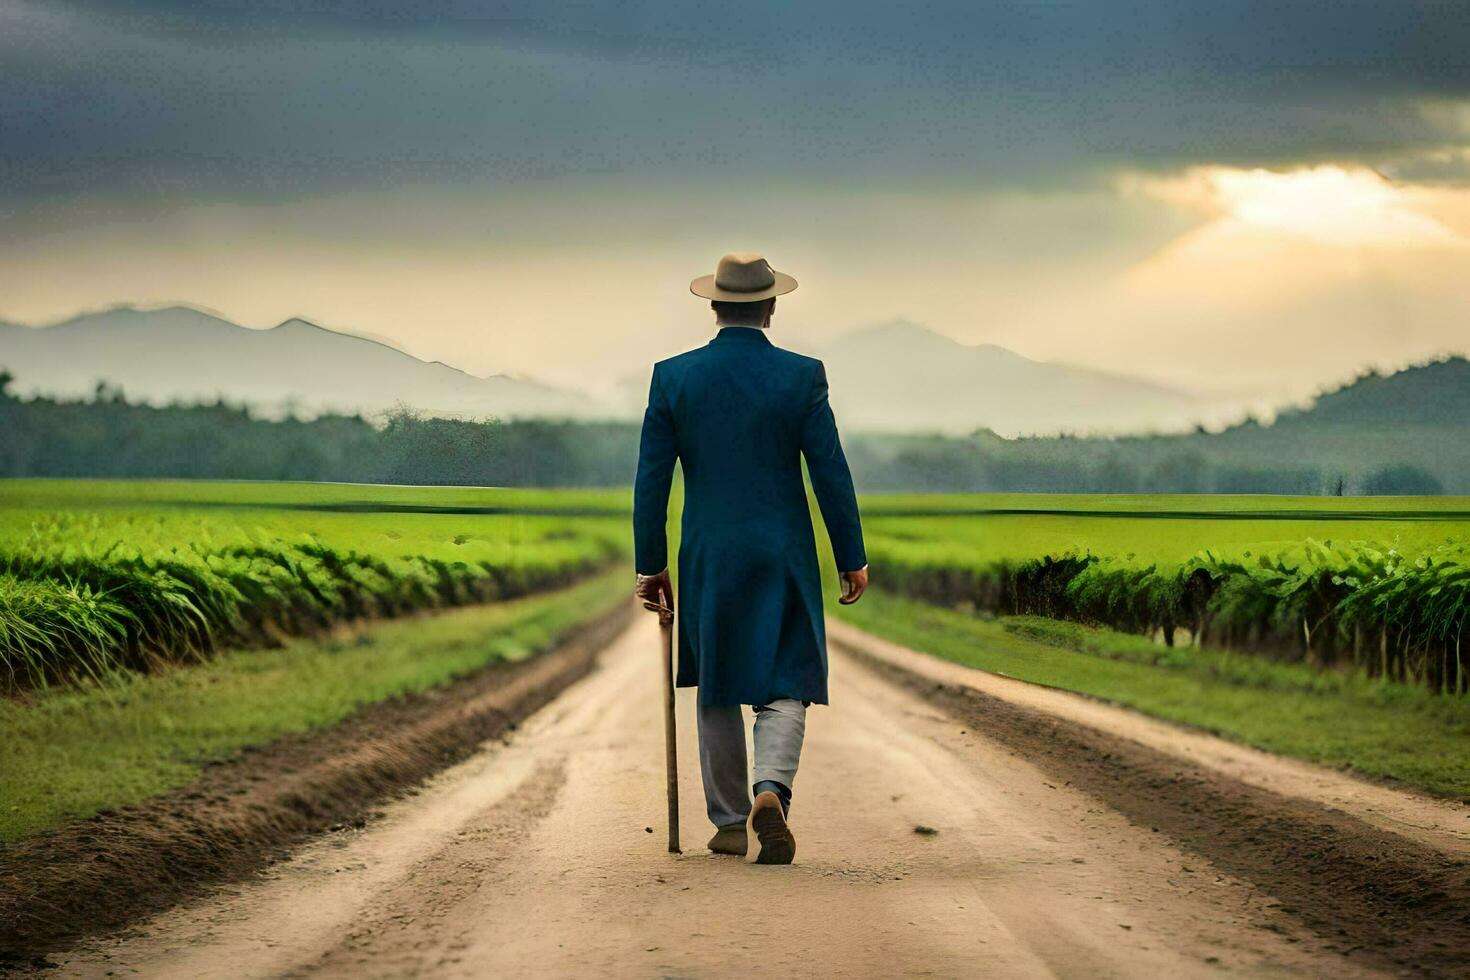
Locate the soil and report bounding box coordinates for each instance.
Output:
[0,601,633,969]
[27,614,1466,978]
[826,619,1470,858]
[837,628,1470,978]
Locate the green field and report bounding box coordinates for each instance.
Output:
[861,492,1470,567]
[1,570,630,841]
[0,479,639,840]
[832,490,1470,795]
[0,480,631,579]
[833,593,1470,798]
[4,479,1467,841]
[0,479,633,514]
[853,492,1470,696]
[0,480,629,687]
[862,491,1470,516]
[6,479,1467,699]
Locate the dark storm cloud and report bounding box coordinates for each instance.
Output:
[4,1,1470,201]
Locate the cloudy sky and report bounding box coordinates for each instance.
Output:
[3,1,1469,401]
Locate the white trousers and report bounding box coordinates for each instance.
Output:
[696,698,807,829]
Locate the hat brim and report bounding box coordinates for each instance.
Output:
[689,270,798,302]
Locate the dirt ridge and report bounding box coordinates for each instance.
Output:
[827,618,1470,854]
[0,599,634,967]
[834,632,1470,978]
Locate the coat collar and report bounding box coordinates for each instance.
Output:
[711,325,773,345]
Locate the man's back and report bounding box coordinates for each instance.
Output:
[656,327,825,539]
[633,324,865,707]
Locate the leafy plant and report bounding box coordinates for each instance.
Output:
[0,515,623,692]
[872,538,1469,695]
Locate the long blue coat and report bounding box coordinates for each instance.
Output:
[633,325,867,707]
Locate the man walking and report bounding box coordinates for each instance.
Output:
[633,252,869,865]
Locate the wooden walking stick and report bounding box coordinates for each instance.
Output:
[659,612,681,854]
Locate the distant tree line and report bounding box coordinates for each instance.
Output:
[0,372,638,487]
[0,370,1457,493]
[844,432,1450,495]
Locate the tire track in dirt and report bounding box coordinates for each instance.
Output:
[282,759,570,978]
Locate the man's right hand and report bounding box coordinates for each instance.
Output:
[839,565,868,605]
[635,568,675,625]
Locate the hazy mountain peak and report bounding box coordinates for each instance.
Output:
[850,317,936,337]
[841,319,1026,360]
[42,304,252,340]
[846,318,954,347]
[271,316,324,331]
[71,303,222,322]
[816,318,1208,436]
[0,306,610,422]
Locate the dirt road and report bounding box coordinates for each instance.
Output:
[56,616,1417,978]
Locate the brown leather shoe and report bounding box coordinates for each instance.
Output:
[749,790,796,865]
[708,823,748,856]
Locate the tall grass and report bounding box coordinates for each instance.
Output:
[1,518,623,691]
[873,540,1470,695]
[0,575,137,688]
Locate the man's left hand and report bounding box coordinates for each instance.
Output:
[635,568,675,625]
[839,564,869,605]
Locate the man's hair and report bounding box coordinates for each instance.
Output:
[711,299,770,325]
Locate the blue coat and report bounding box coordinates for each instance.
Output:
[633,325,867,707]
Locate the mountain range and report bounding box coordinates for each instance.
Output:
[808,320,1212,436]
[3,306,1229,435]
[0,306,603,422]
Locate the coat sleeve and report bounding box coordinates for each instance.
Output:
[632,364,678,575]
[800,360,867,573]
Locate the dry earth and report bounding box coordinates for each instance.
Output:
[48,613,1468,979]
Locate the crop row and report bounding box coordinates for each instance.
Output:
[1,522,625,691]
[871,539,1469,695]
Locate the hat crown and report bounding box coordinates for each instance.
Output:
[689,251,796,301]
[713,252,776,294]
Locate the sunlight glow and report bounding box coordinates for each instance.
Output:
[1128,164,1459,248]
[1213,167,1455,246]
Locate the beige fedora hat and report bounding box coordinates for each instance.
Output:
[690,252,798,302]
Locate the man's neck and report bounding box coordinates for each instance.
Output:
[717,322,768,330]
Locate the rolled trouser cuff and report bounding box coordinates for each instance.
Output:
[752,765,798,787]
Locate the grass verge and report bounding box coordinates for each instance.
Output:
[833,590,1470,799]
[0,566,631,842]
